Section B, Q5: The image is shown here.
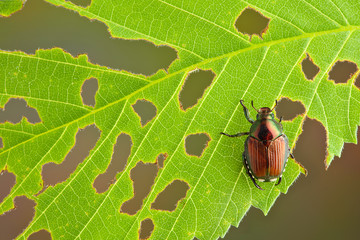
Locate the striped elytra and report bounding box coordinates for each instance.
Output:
[245,135,289,181]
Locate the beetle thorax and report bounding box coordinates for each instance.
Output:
[250,118,282,142]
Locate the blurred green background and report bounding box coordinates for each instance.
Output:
[0,0,359,239]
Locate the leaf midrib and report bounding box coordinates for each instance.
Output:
[0,25,358,160]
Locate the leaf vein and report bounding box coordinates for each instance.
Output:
[157,0,251,44]
[20,100,128,238]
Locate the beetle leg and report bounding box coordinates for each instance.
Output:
[279,116,283,123]
[243,153,264,190]
[220,132,249,138]
[290,152,294,159]
[275,176,282,186]
[240,100,254,124]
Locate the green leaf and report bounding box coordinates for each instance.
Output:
[1,0,360,239]
[0,0,25,17]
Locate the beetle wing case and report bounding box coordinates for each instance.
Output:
[244,135,289,182]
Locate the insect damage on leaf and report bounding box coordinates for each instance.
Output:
[139,218,154,240]
[93,133,133,194]
[156,153,168,169]
[40,124,101,194]
[234,7,270,40]
[178,69,215,111]
[27,229,52,240]
[81,77,98,107]
[184,133,211,157]
[0,196,36,240]
[0,0,178,76]
[328,60,358,84]
[120,153,166,215]
[355,74,360,89]
[120,162,156,215]
[67,0,91,8]
[301,53,320,80]
[151,179,190,212]
[293,118,328,169]
[0,137,3,149]
[0,170,16,203]
[0,98,41,124]
[2,0,360,239]
[275,98,306,121]
[132,99,157,127]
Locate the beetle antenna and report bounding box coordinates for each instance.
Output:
[271,100,278,112]
[251,101,259,113]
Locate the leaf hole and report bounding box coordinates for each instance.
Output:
[132,99,157,127]
[293,118,327,170]
[39,124,101,194]
[156,153,168,169]
[0,98,41,124]
[234,7,270,40]
[81,77,98,107]
[0,0,177,76]
[28,229,52,240]
[355,74,360,89]
[120,153,166,215]
[151,179,190,212]
[0,170,16,204]
[0,196,36,240]
[66,0,91,8]
[301,53,320,80]
[139,218,154,240]
[275,98,306,121]
[328,60,358,84]
[120,161,158,215]
[93,133,133,194]
[178,69,215,111]
[184,133,211,157]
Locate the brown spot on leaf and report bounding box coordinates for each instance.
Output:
[185,133,211,157]
[0,170,16,203]
[0,196,36,240]
[179,69,215,111]
[0,98,41,124]
[40,124,101,193]
[301,53,320,80]
[93,133,133,193]
[275,98,306,121]
[151,179,189,212]
[328,60,358,84]
[234,7,270,40]
[81,77,98,107]
[132,99,157,127]
[28,229,52,240]
[139,218,154,240]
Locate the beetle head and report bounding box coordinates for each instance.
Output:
[252,100,277,120]
[256,107,275,119]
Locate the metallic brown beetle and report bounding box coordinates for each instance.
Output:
[221,100,293,190]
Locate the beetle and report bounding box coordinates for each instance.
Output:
[220,100,294,190]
